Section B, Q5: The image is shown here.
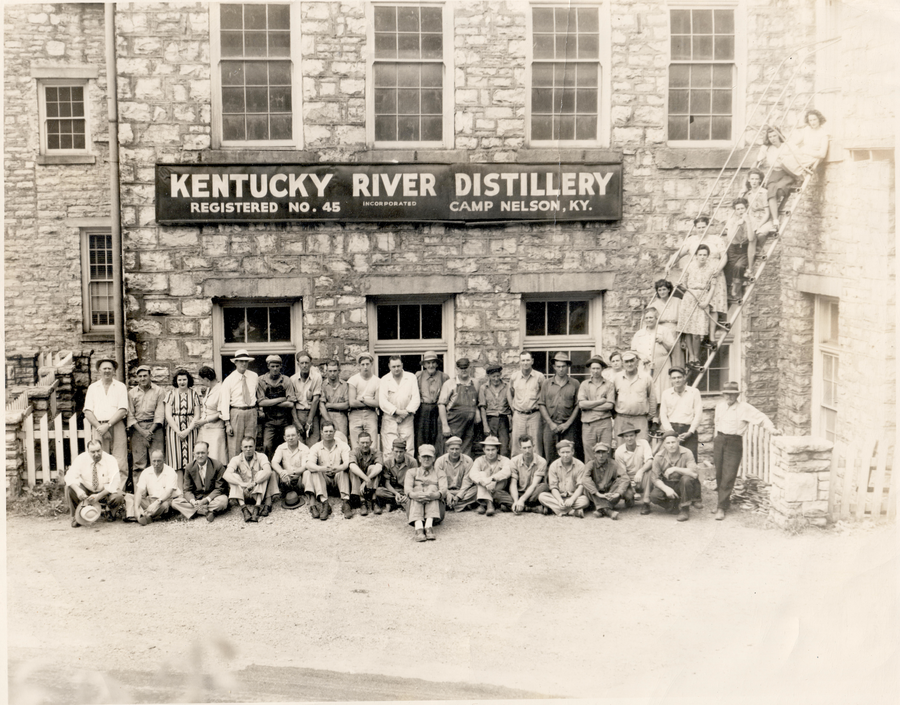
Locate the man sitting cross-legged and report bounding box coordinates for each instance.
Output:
[64,440,125,528]
[171,441,229,522]
[132,450,180,526]
[304,421,352,520]
[348,431,383,516]
[508,434,549,515]
[538,440,590,517]
[582,442,629,520]
[223,436,279,522]
[405,444,448,542]
[436,435,476,512]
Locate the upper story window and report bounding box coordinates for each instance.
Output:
[668,6,737,144]
[81,229,114,335]
[39,81,90,155]
[211,3,301,148]
[369,3,452,148]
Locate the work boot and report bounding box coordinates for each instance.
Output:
[424,527,436,541]
[476,503,487,515]
[640,503,651,515]
[341,500,353,519]
[373,500,383,515]
[573,509,585,518]
[319,500,330,521]
[241,506,253,523]
[608,510,620,521]
[359,500,369,517]
[593,507,607,518]
[715,509,726,521]
[260,502,272,518]
[250,506,261,522]
[414,529,426,542]
[485,501,496,516]
[676,507,690,522]
[206,511,216,523]
[310,500,320,519]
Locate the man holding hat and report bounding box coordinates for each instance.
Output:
[257,354,298,458]
[271,425,309,510]
[479,364,511,458]
[436,436,477,511]
[713,381,779,520]
[64,440,125,527]
[83,358,130,484]
[291,351,323,447]
[508,435,549,514]
[578,355,615,464]
[219,349,259,459]
[582,442,629,519]
[347,352,380,449]
[373,438,417,513]
[615,423,654,508]
[612,350,658,441]
[438,357,479,457]
[404,444,448,541]
[660,366,703,460]
[127,364,165,482]
[508,351,545,457]
[538,439,590,517]
[465,435,513,515]
[172,441,230,522]
[379,356,421,454]
[647,432,701,521]
[415,351,449,454]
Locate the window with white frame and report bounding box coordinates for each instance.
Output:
[813,296,839,443]
[81,229,114,334]
[668,6,737,143]
[522,296,602,382]
[529,4,603,143]
[368,297,454,377]
[369,3,452,147]
[211,3,301,147]
[39,80,90,154]
[694,315,741,394]
[213,299,303,378]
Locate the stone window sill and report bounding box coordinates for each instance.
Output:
[82,331,115,343]
[37,154,96,165]
[656,148,751,170]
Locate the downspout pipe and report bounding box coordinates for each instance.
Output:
[105,3,125,381]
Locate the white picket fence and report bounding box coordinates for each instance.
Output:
[22,412,94,487]
[740,422,772,482]
[829,437,896,521]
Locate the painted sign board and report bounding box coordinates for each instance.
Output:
[155,163,622,224]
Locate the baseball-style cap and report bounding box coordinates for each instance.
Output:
[418,444,436,457]
[456,358,470,369]
[265,355,283,364]
[669,366,686,376]
[392,438,408,450]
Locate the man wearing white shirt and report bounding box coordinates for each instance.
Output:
[83,358,130,483]
[132,450,180,525]
[272,425,310,505]
[347,352,380,450]
[713,381,781,521]
[224,436,279,522]
[290,351,323,446]
[304,421,352,520]
[218,349,259,459]
[64,440,124,528]
[659,367,703,460]
[378,356,421,454]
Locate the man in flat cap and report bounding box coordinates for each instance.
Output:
[438,357,479,457]
[508,351,545,457]
[612,350,658,441]
[258,354,298,459]
[582,442,629,520]
[415,351,449,455]
[647,431,701,521]
[479,364,511,458]
[127,364,165,486]
[539,352,582,464]
[219,349,259,460]
[379,356,420,454]
[538,440,590,517]
[578,355,615,465]
[405,444,448,542]
[291,351,323,447]
[508,434,549,514]
[347,352,380,450]
[373,437,417,513]
[436,435,477,511]
[615,423,654,509]
[320,359,350,441]
[463,435,513,515]
[83,358,130,486]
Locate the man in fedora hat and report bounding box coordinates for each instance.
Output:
[612,350,658,441]
[464,435,513,515]
[373,438,417,513]
[83,358,130,485]
[436,435,477,512]
[172,441,229,522]
[647,432,701,521]
[479,364,511,458]
[538,440,590,517]
[219,349,259,459]
[578,355,615,464]
[615,423,654,508]
[405,444,448,541]
[223,435,279,522]
[348,352,380,450]
[64,440,125,528]
[713,381,779,520]
[258,354,298,458]
[438,357,479,457]
[291,351,323,447]
[660,366,703,460]
[508,434,549,514]
[271,425,309,510]
[127,364,165,484]
[415,351,449,455]
[131,449,179,525]
[582,442,629,520]
[379,356,420,454]
[539,352,581,464]
[508,350,545,457]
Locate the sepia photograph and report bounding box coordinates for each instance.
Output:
[4,0,898,703]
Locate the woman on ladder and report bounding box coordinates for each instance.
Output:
[676,244,722,371]
[742,169,776,280]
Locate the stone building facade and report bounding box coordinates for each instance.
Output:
[3,1,895,464]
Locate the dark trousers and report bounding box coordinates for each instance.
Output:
[446,407,477,457]
[671,422,699,461]
[485,415,510,458]
[415,403,443,456]
[713,432,743,511]
[262,421,290,459]
[65,485,125,518]
[724,243,749,297]
[542,421,579,464]
[650,474,701,510]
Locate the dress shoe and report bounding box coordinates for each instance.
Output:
[414,529,427,542]
[241,506,253,522]
[424,527,436,541]
[676,508,690,522]
[485,502,495,516]
[310,501,320,519]
[608,510,620,520]
[715,509,726,521]
[319,501,330,520]
[476,503,487,515]
[373,501,383,515]
[640,504,651,515]
[341,500,353,519]
[206,511,215,523]
[260,502,272,518]
[593,508,606,518]
[573,509,585,518]
[359,501,369,517]
[250,506,261,522]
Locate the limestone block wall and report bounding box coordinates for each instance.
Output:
[768,435,832,528]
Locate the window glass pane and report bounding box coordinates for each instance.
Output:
[375,115,396,141]
[669,116,689,140]
[577,8,599,33]
[375,32,397,57]
[398,33,420,59]
[532,115,552,141]
[671,35,691,60]
[421,304,443,339]
[377,305,398,340]
[221,31,243,56]
[223,115,246,141]
[268,4,290,29]
[692,9,713,34]
[421,7,442,32]
[244,32,268,57]
[546,301,567,336]
[532,87,553,114]
[669,89,689,114]
[374,88,397,114]
[711,116,731,140]
[829,303,839,342]
[557,115,575,141]
[421,116,442,141]
[689,116,711,140]
[270,114,292,139]
[398,304,421,339]
[374,6,395,31]
[398,88,419,114]
[269,306,291,342]
[714,9,734,34]
[245,307,269,343]
[714,36,734,61]
[533,8,553,31]
[577,63,598,86]
[568,301,588,334]
[712,64,732,87]
[421,33,442,59]
[224,308,245,343]
[575,116,597,141]
[525,302,545,336]
[670,9,691,35]
[533,34,554,59]
[530,351,550,377]
[269,31,291,57]
[670,64,690,88]
[692,35,713,60]
[421,63,442,87]
[690,64,711,87]
[691,89,712,114]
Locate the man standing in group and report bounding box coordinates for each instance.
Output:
[257,355,298,459]
[271,425,309,508]
[438,358,479,457]
[508,351,544,457]
[379,355,421,454]
[508,435,549,515]
[465,436,513,516]
[291,351,322,447]
[578,355,615,464]
[713,382,780,521]
[612,350,658,440]
[223,435,279,522]
[132,449,180,526]
[538,440,590,517]
[172,441,229,522]
[305,421,352,520]
[415,351,448,455]
[660,366,703,460]
[479,364,511,458]
[348,431,383,516]
[539,352,581,464]
[348,352,380,449]
[127,364,165,486]
[83,358,130,484]
[219,349,259,460]
[320,360,350,441]
[64,440,125,528]
[631,308,676,399]
[436,435,476,511]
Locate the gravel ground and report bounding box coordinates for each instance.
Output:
[6,486,899,704]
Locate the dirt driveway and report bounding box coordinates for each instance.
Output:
[6,497,898,703]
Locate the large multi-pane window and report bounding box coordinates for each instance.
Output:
[81,229,114,333]
[522,298,601,382]
[39,81,89,154]
[813,297,839,442]
[214,3,296,146]
[530,6,601,142]
[371,4,448,145]
[668,7,735,142]
[213,300,303,377]
[369,298,453,376]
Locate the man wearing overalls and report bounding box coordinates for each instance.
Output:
[438,357,479,458]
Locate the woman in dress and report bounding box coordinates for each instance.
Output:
[194,365,228,465]
[676,244,718,369]
[649,279,683,369]
[766,110,828,229]
[164,368,202,483]
[742,169,775,278]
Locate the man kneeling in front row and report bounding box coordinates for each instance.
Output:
[647,432,702,521]
[131,449,180,525]
[582,442,629,520]
[171,442,229,522]
[223,436,279,522]
[64,440,125,527]
[539,440,590,517]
